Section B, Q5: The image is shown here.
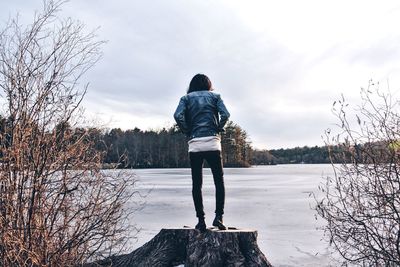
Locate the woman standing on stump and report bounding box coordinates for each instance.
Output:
[174,74,230,232]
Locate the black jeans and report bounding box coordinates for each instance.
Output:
[189,150,225,218]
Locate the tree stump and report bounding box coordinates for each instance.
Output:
[86,227,273,267]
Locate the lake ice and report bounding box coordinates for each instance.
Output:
[126,164,340,267]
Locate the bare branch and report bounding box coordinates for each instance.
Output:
[0,1,138,265]
[315,81,400,266]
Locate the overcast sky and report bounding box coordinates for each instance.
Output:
[2,0,400,149]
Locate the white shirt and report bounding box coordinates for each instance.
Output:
[188,136,222,153]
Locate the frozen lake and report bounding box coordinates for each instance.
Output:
[127,164,339,267]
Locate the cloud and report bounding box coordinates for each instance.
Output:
[74,1,306,133]
[349,37,400,67]
[2,0,400,149]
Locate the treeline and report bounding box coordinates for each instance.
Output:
[98,125,339,167]
[268,146,331,164]
[250,146,331,165]
[260,145,366,164]
[99,121,253,168]
[78,127,400,166]
[0,116,256,168]
[0,114,345,167]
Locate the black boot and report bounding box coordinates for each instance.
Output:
[212,214,227,230]
[195,217,206,232]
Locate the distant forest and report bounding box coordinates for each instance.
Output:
[90,121,334,168]
[98,121,254,168]
[0,115,336,168]
[268,146,331,164]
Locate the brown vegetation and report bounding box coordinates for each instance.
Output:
[0,1,137,265]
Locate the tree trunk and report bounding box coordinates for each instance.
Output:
[86,227,273,267]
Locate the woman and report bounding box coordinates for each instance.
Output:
[174,74,230,232]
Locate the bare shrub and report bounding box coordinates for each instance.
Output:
[316,80,400,266]
[0,1,137,266]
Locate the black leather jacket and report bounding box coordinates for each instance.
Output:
[174,91,230,140]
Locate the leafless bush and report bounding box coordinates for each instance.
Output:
[316,80,400,266]
[0,1,138,266]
